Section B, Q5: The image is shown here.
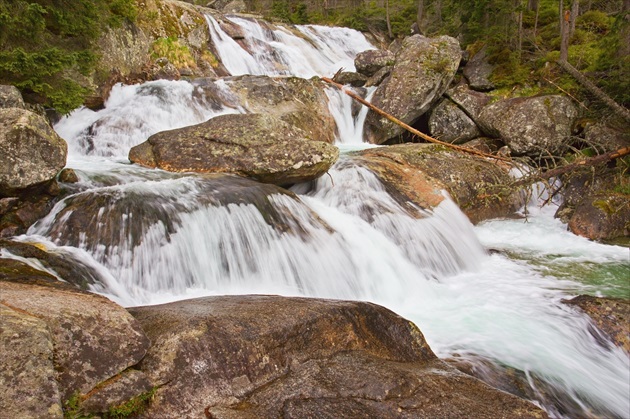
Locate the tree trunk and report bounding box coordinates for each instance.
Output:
[569,0,579,38]
[385,0,393,39]
[416,0,425,33]
[556,59,630,123]
[560,3,570,62]
[533,0,540,37]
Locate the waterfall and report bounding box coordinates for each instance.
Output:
[13,13,627,419]
[205,15,374,78]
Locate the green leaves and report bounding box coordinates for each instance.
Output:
[0,0,137,114]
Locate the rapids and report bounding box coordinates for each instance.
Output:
[10,14,629,419]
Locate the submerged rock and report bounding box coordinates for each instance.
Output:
[364,35,461,144]
[129,295,546,418]
[563,295,630,353]
[129,113,338,185]
[354,144,525,223]
[477,95,578,156]
[0,108,67,195]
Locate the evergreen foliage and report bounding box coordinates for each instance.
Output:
[0,0,137,114]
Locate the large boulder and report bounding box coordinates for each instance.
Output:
[129,113,339,185]
[129,295,546,418]
[555,164,629,243]
[354,49,396,77]
[90,0,216,108]
[221,75,337,144]
[428,99,481,144]
[0,108,67,196]
[567,193,630,241]
[364,35,461,144]
[35,174,332,263]
[463,45,495,91]
[0,258,151,411]
[354,144,525,224]
[0,85,25,109]
[428,85,490,144]
[477,95,578,156]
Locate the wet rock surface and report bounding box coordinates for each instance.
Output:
[354,144,524,223]
[129,295,546,419]
[129,113,339,185]
[564,295,630,353]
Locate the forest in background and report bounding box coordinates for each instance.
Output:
[0,0,628,120]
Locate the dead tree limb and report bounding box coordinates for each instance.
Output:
[512,146,630,187]
[556,59,630,124]
[321,77,512,162]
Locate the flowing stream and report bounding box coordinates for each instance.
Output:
[9,15,629,418]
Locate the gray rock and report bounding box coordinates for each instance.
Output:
[354,49,395,77]
[583,122,630,153]
[0,108,67,195]
[0,265,150,400]
[333,71,367,87]
[0,304,63,419]
[129,113,339,185]
[477,95,578,156]
[129,295,546,418]
[365,65,392,87]
[224,75,337,144]
[364,35,461,144]
[0,85,25,109]
[223,0,246,13]
[445,84,491,120]
[428,99,481,144]
[463,45,495,91]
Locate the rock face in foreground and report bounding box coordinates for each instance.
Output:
[129,113,339,185]
[478,95,578,156]
[364,35,461,144]
[0,108,67,195]
[0,258,151,417]
[354,144,525,223]
[129,295,546,418]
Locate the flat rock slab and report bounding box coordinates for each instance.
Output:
[129,295,546,418]
[129,113,338,186]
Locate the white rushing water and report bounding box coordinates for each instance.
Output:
[10,15,630,419]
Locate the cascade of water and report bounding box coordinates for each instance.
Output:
[55,80,240,159]
[205,14,374,78]
[325,86,375,144]
[21,14,627,419]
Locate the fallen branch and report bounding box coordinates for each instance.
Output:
[321,77,512,162]
[512,146,630,187]
[556,59,630,124]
